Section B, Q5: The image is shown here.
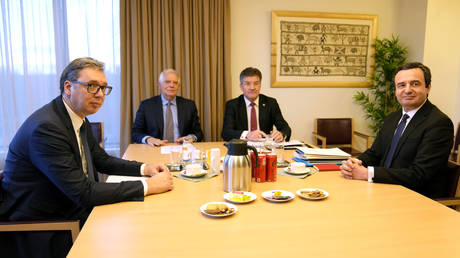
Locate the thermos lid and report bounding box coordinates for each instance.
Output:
[225,139,249,156]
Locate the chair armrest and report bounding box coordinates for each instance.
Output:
[304,142,320,148]
[311,132,327,148]
[434,197,460,206]
[0,220,80,243]
[457,145,460,163]
[353,131,373,148]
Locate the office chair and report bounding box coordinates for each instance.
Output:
[312,118,372,156]
[434,160,460,211]
[0,172,80,242]
[90,122,105,148]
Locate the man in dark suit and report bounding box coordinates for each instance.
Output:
[221,67,291,142]
[0,57,173,258]
[132,69,203,146]
[340,62,453,198]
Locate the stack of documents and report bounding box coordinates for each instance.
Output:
[282,140,305,149]
[294,147,350,165]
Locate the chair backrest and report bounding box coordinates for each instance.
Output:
[445,160,460,198]
[90,122,104,148]
[315,118,352,145]
[454,122,460,152]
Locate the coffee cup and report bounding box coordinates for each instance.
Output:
[185,164,202,175]
[289,162,306,173]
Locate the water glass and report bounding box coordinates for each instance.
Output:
[264,134,275,151]
[274,142,285,163]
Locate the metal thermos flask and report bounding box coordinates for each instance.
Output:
[223,139,258,192]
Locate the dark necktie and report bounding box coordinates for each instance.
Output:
[80,122,96,181]
[250,102,257,131]
[384,114,410,168]
[164,101,175,142]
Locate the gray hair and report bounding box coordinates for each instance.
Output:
[60,57,105,94]
[158,68,180,84]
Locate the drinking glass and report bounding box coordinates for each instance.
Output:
[274,141,285,164]
[264,134,275,151]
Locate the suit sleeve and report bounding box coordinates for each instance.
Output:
[189,101,204,141]
[29,123,144,209]
[221,101,244,141]
[132,102,149,143]
[271,99,292,141]
[362,115,453,193]
[358,126,387,166]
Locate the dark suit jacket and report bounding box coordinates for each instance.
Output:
[221,94,291,141]
[132,95,204,143]
[358,100,453,198]
[0,96,144,257]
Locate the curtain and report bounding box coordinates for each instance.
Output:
[120,0,231,154]
[0,0,122,164]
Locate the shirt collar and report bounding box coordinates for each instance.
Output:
[62,97,84,131]
[402,99,426,119]
[161,94,177,106]
[244,96,259,107]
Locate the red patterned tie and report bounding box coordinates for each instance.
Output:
[250,102,257,131]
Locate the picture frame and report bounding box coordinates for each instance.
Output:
[271,11,378,87]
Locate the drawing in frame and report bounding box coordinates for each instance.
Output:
[271,11,378,87]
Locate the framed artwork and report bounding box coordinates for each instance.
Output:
[271,11,378,87]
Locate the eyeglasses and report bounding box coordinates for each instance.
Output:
[71,81,113,96]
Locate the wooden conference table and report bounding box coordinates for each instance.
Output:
[68,142,460,258]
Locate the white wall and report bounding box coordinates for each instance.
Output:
[423,0,460,129]
[395,0,427,62]
[230,0,427,148]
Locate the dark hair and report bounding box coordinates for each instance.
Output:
[60,57,105,94]
[239,67,262,83]
[394,62,431,88]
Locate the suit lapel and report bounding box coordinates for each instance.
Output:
[55,97,82,164]
[393,101,432,158]
[153,96,164,137]
[258,95,267,131]
[239,95,249,130]
[176,97,184,136]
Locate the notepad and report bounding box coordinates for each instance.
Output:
[313,164,341,171]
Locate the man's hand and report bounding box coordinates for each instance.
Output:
[146,170,173,195]
[143,163,169,177]
[340,158,368,180]
[176,135,194,144]
[270,129,284,143]
[247,130,267,141]
[146,137,168,147]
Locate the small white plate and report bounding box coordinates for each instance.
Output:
[283,167,311,175]
[261,190,295,203]
[200,202,238,217]
[296,188,329,200]
[223,192,257,204]
[180,169,207,178]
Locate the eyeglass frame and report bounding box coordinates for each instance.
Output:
[70,81,113,96]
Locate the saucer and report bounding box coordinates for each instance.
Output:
[223,191,257,204]
[261,190,295,203]
[283,167,311,175]
[200,202,238,217]
[180,169,208,178]
[296,188,329,200]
